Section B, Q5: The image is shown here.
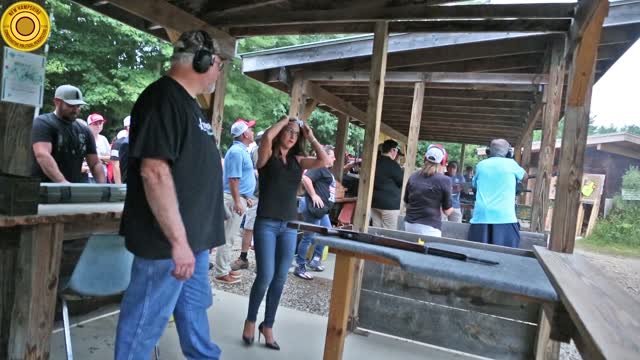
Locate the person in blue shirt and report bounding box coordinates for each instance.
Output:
[470,139,528,248]
[214,119,257,284]
[443,161,465,223]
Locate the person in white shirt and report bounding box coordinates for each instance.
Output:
[87,113,111,182]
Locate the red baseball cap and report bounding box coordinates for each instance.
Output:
[230,118,256,137]
[87,113,106,125]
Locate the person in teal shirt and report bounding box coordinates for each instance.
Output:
[470,139,528,248]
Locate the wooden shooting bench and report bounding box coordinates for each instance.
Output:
[534,246,640,360]
[316,228,559,360]
[0,203,123,360]
[315,227,640,360]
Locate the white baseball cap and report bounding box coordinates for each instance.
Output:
[230,119,256,137]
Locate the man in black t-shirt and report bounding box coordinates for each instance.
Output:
[31,84,105,183]
[115,30,226,360]
[110,116,130,184]
[371,139,404,229]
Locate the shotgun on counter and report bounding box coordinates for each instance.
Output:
[287,221,499,266]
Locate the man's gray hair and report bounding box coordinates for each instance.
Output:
[489,139,510,157]
[170,52,194,65]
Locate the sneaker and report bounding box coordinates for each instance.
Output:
[214,274,240,284]
[229,270,242,278]
[231,258,249,271]
[293,265,313,280]
[308,258,325,272]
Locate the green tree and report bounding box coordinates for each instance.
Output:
[44,0,171,140]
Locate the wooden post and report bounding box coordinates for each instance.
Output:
[0,0,45,176]
[549,0,608,253]
[519,129,535,205]
[399,82,425,215]
[459,144,466,170]
[301,98,318,122]
[325,21,389,360]
[288,75,306,119]
[333,114,350,183]
[211,63,230,145]
[535,308,561,360]
[8,223,64,359]
[531,38,566,233]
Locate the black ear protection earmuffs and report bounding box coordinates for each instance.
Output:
[192,30,215,74]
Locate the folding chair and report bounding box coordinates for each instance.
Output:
[58,234,160,360]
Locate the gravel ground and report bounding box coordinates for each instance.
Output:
[208,243,639,360]
[209,248,332,317]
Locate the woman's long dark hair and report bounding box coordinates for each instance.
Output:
[271,116,307,159]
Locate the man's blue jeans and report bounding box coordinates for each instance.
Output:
[246,217,297,327]
[296,197,328,266]
[115,250,221,360]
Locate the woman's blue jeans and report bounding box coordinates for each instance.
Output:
[296,197,329,266]
[246,217,297,327]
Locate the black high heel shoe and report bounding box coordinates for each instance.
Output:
[242,322,255,346]
[242,334,254,346]
[258,322,280,351]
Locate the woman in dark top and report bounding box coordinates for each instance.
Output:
[242,116,329,350]
[404,144,453,237]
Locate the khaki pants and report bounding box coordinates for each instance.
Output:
[371,208,400,230]
[214,193,247,277]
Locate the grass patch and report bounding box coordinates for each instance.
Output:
[582,197,640,256]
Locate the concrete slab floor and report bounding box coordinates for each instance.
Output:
[50,291,481,360]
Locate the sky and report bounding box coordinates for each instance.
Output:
[487,0,640,129]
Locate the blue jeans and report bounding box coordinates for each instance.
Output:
[296,197,328,266]
[115,250,221,360]
[246,217,297,327]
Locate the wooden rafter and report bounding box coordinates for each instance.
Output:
[303,71,548,85]
[212,3,575,26]
[304,83,407,142]
[106,0,235,58]
[230,19,571,36]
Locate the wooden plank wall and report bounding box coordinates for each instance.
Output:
[359,261,540,359]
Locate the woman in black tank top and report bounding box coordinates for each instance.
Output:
[242,116,330,350]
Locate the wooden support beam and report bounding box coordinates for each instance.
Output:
[549,0,607,253]
[288,75,306,119]
[333,114,349,183]
[302,99,318,121]
[341,22,388,360]
[327,87,537,102]
[8,224,64,359]
[400,82,425,215]
[324,254,357,360]
[531,38,567,233]
[211,3,575,27]
[459,144,466,170]
[211,64,230,145]
[229,19,571,36]
[304,71,549,85]
[304,83,407,142]
[204,0,287,17]
[107,0,235,58]
[349,97,533,111]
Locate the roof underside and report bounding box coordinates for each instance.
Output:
[237,1,640,145]
[69,0,640,145]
